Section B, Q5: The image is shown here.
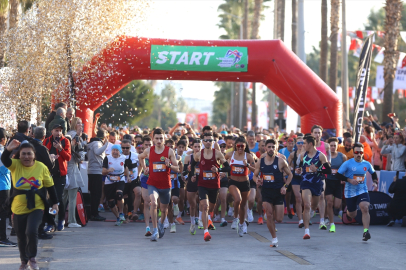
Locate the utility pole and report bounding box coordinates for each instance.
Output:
[298,0,306,63]
[268,0,278,129]
[341,0,349,124]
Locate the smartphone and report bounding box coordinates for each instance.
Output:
[179,123,185,126]
[54,137,60,143]
[365,111,370,117]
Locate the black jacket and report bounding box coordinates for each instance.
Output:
[45,111,56,132]
[9,132,30,143]
[29,139,55,171]
[389,177,406,204]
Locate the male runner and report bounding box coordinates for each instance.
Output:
[140,136,153,236]
[325,137,346,232]
[138,128,179,241]
[254,139,293,247]
[279,138,295,218]
[299,136,331,239]
[192,132,230,241]
[337,142,378,241]
[311,125,331,229]
[214,139,229,227]
[174,140,187,225]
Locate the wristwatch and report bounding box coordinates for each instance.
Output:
[283,184,288,188]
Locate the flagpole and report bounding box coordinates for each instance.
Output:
[341,0,349,130]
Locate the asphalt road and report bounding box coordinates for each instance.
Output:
[1,212,406,270]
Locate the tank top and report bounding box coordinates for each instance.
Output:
[316,141,327,156]
[301,150,323,184]
[105,155,127,185]
[327,152,344,181]
[147,146,171,189]
[230,152,249,177]
[292,150,303,180]
[260,156,284,189]
[198,149,220,189]
[187,154,200,181]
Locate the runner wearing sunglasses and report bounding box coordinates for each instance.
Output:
[224,137,255,236]
[254,139,293,247]
[336,142,378,241]
[192,132,230,241]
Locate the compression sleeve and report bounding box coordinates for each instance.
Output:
[320,162,332,175]
[336,172,347,182]
[182,163,189,176]
[371,172,378,182]
[218,161,231,173]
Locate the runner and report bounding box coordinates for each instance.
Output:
[102,145,131,226]
[247,153,258,223]
[225,136,255,236]
[325,137,347,233]
[140,136,153,236]
[299,135,331,239]
[183,139,202,235]
[337,142,378,241]
[213,139,229,227]
[279,138,295,219]
[138,128,180,241]
[254,139,293,247]
[192,132,230,241]
[174,139,188,225]
[287,136,306,227]
[311,125,331,229]
[121,139,141,222]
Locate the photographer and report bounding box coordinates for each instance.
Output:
[381,132,406,171]
[387,173,406,227]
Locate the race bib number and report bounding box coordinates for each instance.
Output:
[262,173,275,182]
[153,162,166,172]
[232,165,245,175]
[195,168,200,175]
[109,175,120,181]
[170,174,177,180]
[331,169,338,175]
[353,174,365,183]
[306,167,314,173]
[203,171,216,180]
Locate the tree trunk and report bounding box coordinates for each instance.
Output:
[291,0,298,53]
[320,0,328,82]
[233,81,239,127]
[241,0,249,128]
[9,0,19,29]
[0,14,6,67]
[277,0,285,128]
[329,0,340,92]
[383,0,403,122]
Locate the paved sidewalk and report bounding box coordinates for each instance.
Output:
[1,212,406,270]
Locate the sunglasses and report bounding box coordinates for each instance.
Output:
[236,144,245,149]
[297,142,304,145]
[121,147,130,150]
[354,151,363,155]
[203,139,213,142]
[220,145,226,148]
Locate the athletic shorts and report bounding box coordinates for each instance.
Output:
[186,177,198,193]
[178,176,185,189]
[148,185,171,205]
[140,175,148,189]
[104,181,125,201]
[220,177,229,188]
[261,187,285,206]
[325,179,342,199]
[171,187,180,198]
[228,179,250,192]
[198,186,219,204]
[291,176,302,186]
[250,179,257,189]
[346,192,370,212]
[102,175,107,182]
[300,181,323,197]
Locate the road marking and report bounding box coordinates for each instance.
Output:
[247,232,271,242]
[37,240,55,270]
[276,250,312,265]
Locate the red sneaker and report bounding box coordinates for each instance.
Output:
[303,234,310,240]
[204,232,211,242]
[258,217,264,225]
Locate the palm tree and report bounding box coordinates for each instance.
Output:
[383,0,403,121]
[9,0,18,29]
[291,0,297,53]
[329,0,340,92]
[320,0,328,82]
[277,0,285,128]
[0,0,8,67]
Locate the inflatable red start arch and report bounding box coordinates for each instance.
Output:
[57,36,342,136]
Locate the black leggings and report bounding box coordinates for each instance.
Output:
[88,174,103,217]
[0,190,10,240]
[14,209,43,262]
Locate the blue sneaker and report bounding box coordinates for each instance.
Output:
[145,227,152,236]
[220,220,228,227]
[195,217,199,225]
[98,205,105,213]
[138,214,144,221]
[44,225,54,233]
[119,213,125,222]
[150,228,158,241]
[158,221,165,238]
[115,218,123,226]
[57,220,64,231]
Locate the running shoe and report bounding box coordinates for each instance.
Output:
[325,218,330,226]
[44,225,55,233]
[28,258,39,270]
[198,219,204,229]
[228,207,234,217]
[338,210,343,220]
[190,223,196,235]
[158,221,165,238]
[243,222,247,234]
[303,233,310,240]
[164,218,170,229]
[68,223,82,228]
[237,223,244,237]
[264,213,267,221]
[204,231,211,241]
[288,213,293,219]
[271,238,278,247]
[170,224,176,233]
[208,220,216,230]
[220,220,228,227]
[145,227,152,237]
[247,209,254,222]
[173,204,179,216]
[310,209,316,218]
[19,262,28,270]
[138,214,144,221]
[329,224,336,233]
[158,209,161,218]
[362,230,371,241]
[299,221,304,228]
[98,204,105,213]
[195,217,199,225]
[175,217,185,225]
[57,220,65,231]
[115,219,122,226]
[151,228,158,241]
[231,218,239,230]
[319,222,327,230]
[213,215,220,222]
[0,238,17,247]
[387,220,395,227]
[119,213,126,222]
[258,217,264,225]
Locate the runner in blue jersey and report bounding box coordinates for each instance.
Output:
[337,142,378,241]
[298,135,331,240]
